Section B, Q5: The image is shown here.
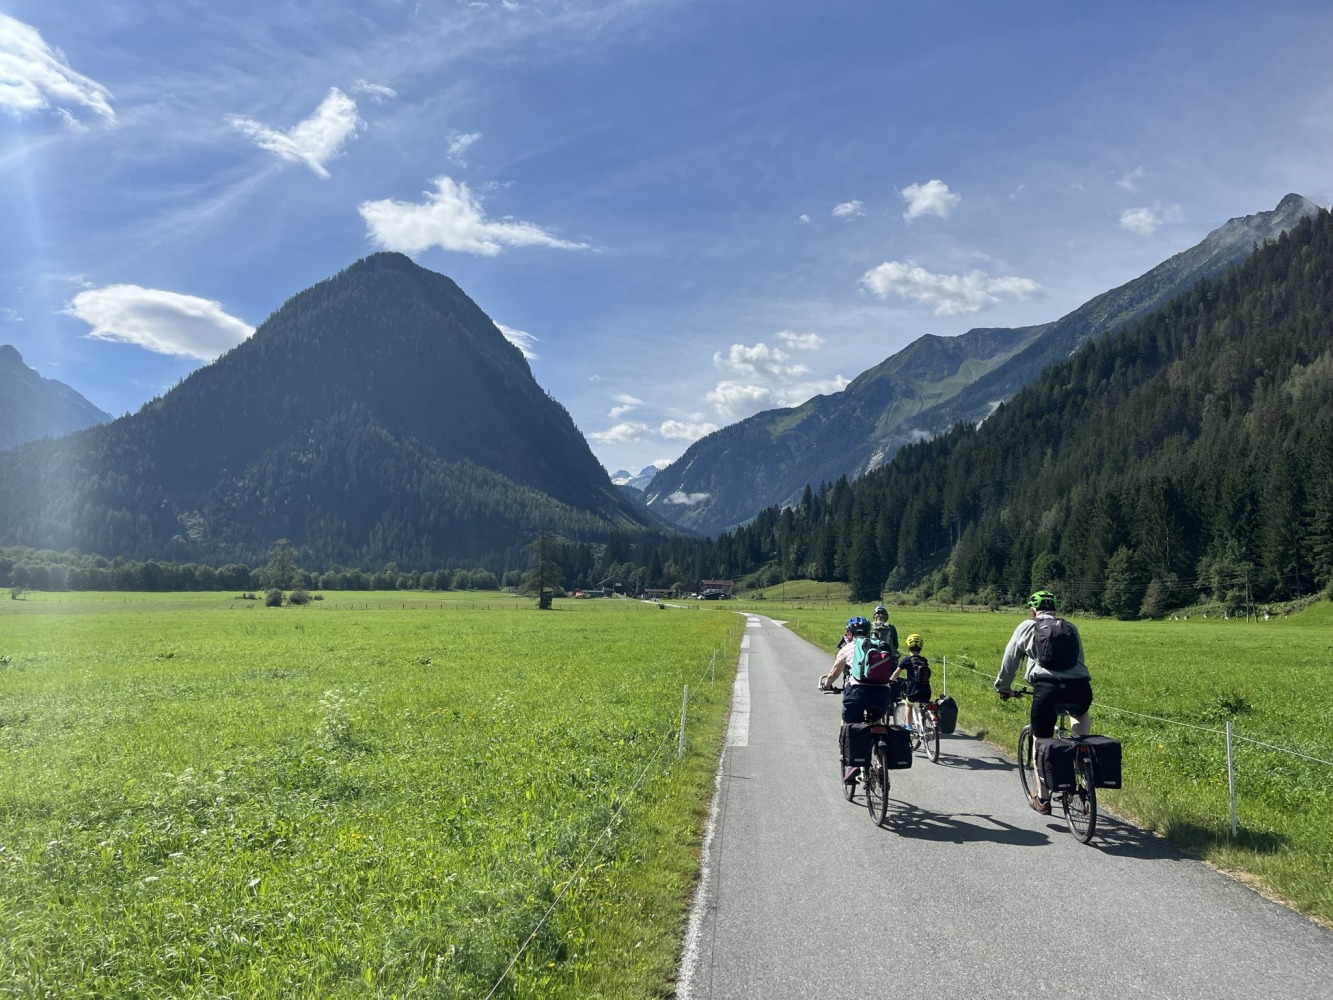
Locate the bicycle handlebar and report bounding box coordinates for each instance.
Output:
[999,686,1033,699]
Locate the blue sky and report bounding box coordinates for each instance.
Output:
[3,1,1332,478]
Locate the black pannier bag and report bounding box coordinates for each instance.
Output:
[934,695,958,734]
[1081,734,1123,788]
[880,724,914,769]
[1036,737,1078,791]
[840,722,877,766]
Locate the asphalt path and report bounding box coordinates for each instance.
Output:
[677,614,1333,1000]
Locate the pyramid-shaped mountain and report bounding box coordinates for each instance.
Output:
[0,253,656,569]
[0,345,111,451]
[645,193,1322,535]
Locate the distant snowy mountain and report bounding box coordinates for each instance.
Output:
[611,467,660,492]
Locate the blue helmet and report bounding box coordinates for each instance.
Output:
[846,616,870,636]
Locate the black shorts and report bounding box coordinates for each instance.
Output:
[842,683,892,723]
[1029,677,1093,739]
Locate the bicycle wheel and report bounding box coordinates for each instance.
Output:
[841,755,857,801]
[1017,726,1037,802]
[1062,750,1098,843]
[865,744,891,826]
[920,706,940,763]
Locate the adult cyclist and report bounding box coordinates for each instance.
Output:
[820,617,894,782]
[994,591,1093,814]
[871,603,899,656]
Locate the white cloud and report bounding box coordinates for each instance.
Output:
[590,421,651,443]
[228,87,364,179]
[1,307,21,322]
[609,393,642,418]
[0,15,114,122]
[660,418,719,442]
[798,213,811,224]
[901,179,960,221]
[705,381,771,420]
[713,341,809,380]
[860,261,1042,315]
[353,79,397,104]
[1119,207,1159,235]
[495,322,538,359]
[447,131,482,161]
[776,330,823,351]
[774,375,851,407]
[665,491,711,506]
[1117,167,1146,192]
[832,200,864,219]
[360,176,588,256]
[65,285,254,361]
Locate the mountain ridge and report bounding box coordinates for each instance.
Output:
[644,193,1322,535]
[0,345,112,451]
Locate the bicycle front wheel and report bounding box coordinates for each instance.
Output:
[1062,750,1098,843]
[921,707,940,763]
[1017,726,1037,801]
[865,744,891,827]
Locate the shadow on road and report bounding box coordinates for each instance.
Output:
[882,801,1052,846]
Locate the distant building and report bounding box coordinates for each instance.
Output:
[699,579,735,600]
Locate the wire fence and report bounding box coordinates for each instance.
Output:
[942,653,1333,838]
[484,615,747,998]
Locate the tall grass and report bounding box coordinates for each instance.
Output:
[0,593,742,998]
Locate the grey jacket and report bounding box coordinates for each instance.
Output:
[993,612,1091,691]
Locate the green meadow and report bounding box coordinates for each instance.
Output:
[0,592,742,998]
[766,595,1333,926]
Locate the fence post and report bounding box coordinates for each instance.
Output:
[679,685,689,758]
[942,655,948,696]
[711,650,717,686]
[1226,720,1238,838]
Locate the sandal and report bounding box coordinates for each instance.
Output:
[1029,795,1052,815]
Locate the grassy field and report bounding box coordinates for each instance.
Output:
[749,594,1333,926]
[0,592,742,998]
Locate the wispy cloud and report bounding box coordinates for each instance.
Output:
[860,261,1042,315]
[609,393,642,419]
[352,79,397,104]
[447,131,482,162]
[65,285,254,361]
[1117,167,1146,192]
[900,179,960,221]
[360,176,589,256]
[590,421,652,443]
[776,330,824,351]
[0,15,114,122]
[496,322,538,359]
[1118,202,1182,236]
[228,87,364,179]
[660,418,719,442]
[665,490,710,506]
[832,200,864,219]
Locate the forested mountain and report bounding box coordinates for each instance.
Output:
[0,345,111,451]
[0,254,658,570]
[645,193,1322,535]
[635,206,1333,613]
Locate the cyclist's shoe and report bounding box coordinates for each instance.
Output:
[1029,795,1052,815]
[843,766,860,784]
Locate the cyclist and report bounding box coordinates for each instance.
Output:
[871,603,899,655]
[994,591,1093,814]
[894,633,932,729]
[820,616,894,782]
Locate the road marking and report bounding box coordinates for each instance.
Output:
[726,652,750,747]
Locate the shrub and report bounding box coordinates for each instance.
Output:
[264,588,283,607]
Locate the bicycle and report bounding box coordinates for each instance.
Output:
[892,695,940,764]
[1006,687,1097,843]
[836,707,894,827]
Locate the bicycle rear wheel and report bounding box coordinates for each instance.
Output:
[841,755,857,801]
[920,706,940,763]
[1062,750,1098,843]
[1017,726,1037,801]
[865,744,891,826]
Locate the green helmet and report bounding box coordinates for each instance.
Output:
[1028,590,1057,612]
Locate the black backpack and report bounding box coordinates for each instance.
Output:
[1031,616,1079,672]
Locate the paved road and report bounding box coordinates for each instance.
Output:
[678,615,1333,1000]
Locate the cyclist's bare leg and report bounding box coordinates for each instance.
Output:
[1070,712,1091,738]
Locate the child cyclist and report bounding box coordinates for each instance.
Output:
[894,633,932,729]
